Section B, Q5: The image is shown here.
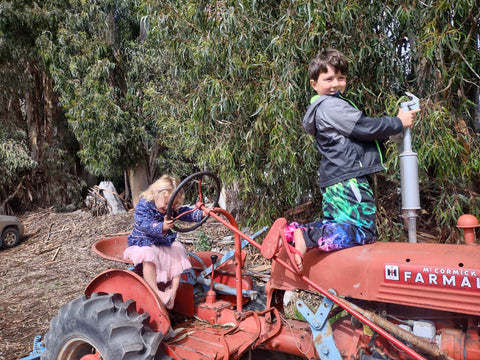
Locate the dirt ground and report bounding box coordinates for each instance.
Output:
[0,208,265,360]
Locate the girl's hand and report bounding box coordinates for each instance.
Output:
[162,219,175,232]
[201,207,213,218]
[397,107,421,128]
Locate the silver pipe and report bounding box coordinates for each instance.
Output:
[400,93,421,243]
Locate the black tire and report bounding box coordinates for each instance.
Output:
[1,227,20,249]
[41,293,171,360]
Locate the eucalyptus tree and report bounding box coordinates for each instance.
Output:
[0,0,84,213]
[1,1,45,212]
[137,0,480,234]
[379,0,480,234]
[37,0,151,203]
[11,0,479,238]
[135,1,317,221]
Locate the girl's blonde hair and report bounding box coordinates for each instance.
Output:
[140,175,185,210]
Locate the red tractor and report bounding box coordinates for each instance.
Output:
[38,171,480,360]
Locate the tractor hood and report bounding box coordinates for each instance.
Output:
[270,241,480,316]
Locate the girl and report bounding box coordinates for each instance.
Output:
[123,175,206,309]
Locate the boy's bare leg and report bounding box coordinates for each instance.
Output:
[293,229,307,271]
[143,261,170,304]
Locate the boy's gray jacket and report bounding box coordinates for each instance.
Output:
[303,93,403,188]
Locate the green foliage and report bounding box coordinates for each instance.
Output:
[132,0,480,232]
[139,1,321,225]
[384,100,480,231]
[2,0,479,238]
[194,230,212,252]
[37,0,151,178]
[0,0,87,212]
[0,135,38,187]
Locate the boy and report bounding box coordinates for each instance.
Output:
[291,48,420,271]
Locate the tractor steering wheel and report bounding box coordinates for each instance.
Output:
[166,171,221,233]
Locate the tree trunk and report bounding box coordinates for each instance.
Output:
[127,162,151,207]
[127,142,163,207]
[219,181,242,220]
[24,63,58,164]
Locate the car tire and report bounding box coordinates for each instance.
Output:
[1,227,20,249]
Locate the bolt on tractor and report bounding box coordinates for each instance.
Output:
[20,94,480,360]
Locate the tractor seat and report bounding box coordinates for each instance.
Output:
[92,235,133,264]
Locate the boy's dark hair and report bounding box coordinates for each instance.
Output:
[308,48,349,81]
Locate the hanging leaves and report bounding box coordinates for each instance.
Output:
[2,0,479,234]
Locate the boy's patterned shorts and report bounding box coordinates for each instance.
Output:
[301,176,376,251]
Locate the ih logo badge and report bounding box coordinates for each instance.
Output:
[385,265,399,281]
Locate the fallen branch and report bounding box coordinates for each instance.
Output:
[42,258,68,266]
[37,246,61,255]
[181,237,235,245]
[0,177,25,214]
[51,247,60,261]
[190,266,270,281]
[45,223,54,242]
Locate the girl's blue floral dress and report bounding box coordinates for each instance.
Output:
[123,198,203,283]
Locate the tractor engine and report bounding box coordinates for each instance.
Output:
[268,237,480,359]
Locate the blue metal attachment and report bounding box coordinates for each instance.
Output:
[186,226,268,299]
[199,226,269,279]
[296,290,342,360]
[18,335,45,360]
[181,268,197,285]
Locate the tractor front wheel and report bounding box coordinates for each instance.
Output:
[41,292,169,360]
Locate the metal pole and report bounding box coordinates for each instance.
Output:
[400,93,421,243]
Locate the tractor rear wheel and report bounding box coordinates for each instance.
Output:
[41,292,170,360]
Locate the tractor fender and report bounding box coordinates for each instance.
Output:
[85,268,171,335]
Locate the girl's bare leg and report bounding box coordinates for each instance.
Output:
[293,229,307,271]
[143,261,170,304]
[165,275,180,309]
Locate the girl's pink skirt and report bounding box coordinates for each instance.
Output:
[123,241,192,283]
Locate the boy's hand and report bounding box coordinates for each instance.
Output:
[397,107,421,128]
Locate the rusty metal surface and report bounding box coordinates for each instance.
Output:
[84,269,171,335]
[164,307,316,360]
[91,235,132,263]
[87,204,480,360]
[270,241,480,316]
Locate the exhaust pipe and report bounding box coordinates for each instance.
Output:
[399,92,421,243]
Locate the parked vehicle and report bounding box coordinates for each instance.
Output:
[0,215,24,249]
